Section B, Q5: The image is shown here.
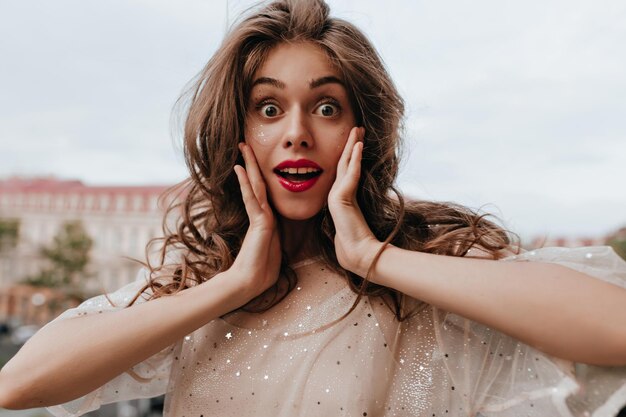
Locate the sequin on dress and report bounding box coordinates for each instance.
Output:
[45,246,626,417]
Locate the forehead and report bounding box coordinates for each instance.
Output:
[252,42,341,86]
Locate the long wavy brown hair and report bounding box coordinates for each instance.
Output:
[127,0,521,323]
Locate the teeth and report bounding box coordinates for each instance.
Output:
[278,167,320,174]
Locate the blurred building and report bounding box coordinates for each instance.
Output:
[0,284,77,327]
[0,177,173,324]
[527,235,607,249]
[524,229,626,261]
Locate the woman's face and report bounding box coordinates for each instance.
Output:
[244,41,357,221]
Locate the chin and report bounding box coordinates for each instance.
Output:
[273,202,324,221]
[276,208,321,221]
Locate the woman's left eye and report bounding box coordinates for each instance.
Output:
[315,102,340,117]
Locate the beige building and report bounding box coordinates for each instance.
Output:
[0,177,172,297]
[527,235,607,249]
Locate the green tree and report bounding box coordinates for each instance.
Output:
[604,226,626,261]
[607,237,626,261]
[0,218,19,252]
[24,220,94,299]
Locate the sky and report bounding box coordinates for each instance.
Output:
[0,0,624,241]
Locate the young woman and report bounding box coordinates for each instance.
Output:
[1,1,625,416]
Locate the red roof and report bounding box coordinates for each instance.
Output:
[0,176,172,195]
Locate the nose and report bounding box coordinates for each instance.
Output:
[282,109,313,150]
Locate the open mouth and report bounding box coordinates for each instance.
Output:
[272,159,324,192]
[273,167,323,183]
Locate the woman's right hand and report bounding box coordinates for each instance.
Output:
[229,142,282,304]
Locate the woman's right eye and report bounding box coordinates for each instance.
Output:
[259,104,282,118]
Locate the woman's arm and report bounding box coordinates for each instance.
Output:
[0,270,248,410]
[327,127,625,366]
[355,243,626,366]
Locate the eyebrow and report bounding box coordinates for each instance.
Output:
[251,75,345,90]
[251,77,286,89]
[309,76,345,89]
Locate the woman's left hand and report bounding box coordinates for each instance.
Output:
[328,126,382,277]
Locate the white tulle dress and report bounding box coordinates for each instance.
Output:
[44,245,626,417]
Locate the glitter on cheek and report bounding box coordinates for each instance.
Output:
[249,124,271,146]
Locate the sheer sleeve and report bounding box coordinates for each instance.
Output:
[44,267,179,417]
[434,245,626,417]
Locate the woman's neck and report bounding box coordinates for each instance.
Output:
[278,217,318,264]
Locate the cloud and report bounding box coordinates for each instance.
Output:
[1,0,624,238]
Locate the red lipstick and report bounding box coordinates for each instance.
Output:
[273,159,323,193]
[274,159,322,170]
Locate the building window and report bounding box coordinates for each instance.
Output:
[133,196,144,212]
[70,194,80,210]
[100,195,111,211]
[116,196,126,212]
[42,194,51,209]
[85,194,94,211]
[149,196,159,211]
[54,195,64,210]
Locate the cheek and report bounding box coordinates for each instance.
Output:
[242,138,271,175]
[336,126,349,150]
[314,123,351,150]
[249,124,269,145]
[246,120,283,147]
[321,125,352,174]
